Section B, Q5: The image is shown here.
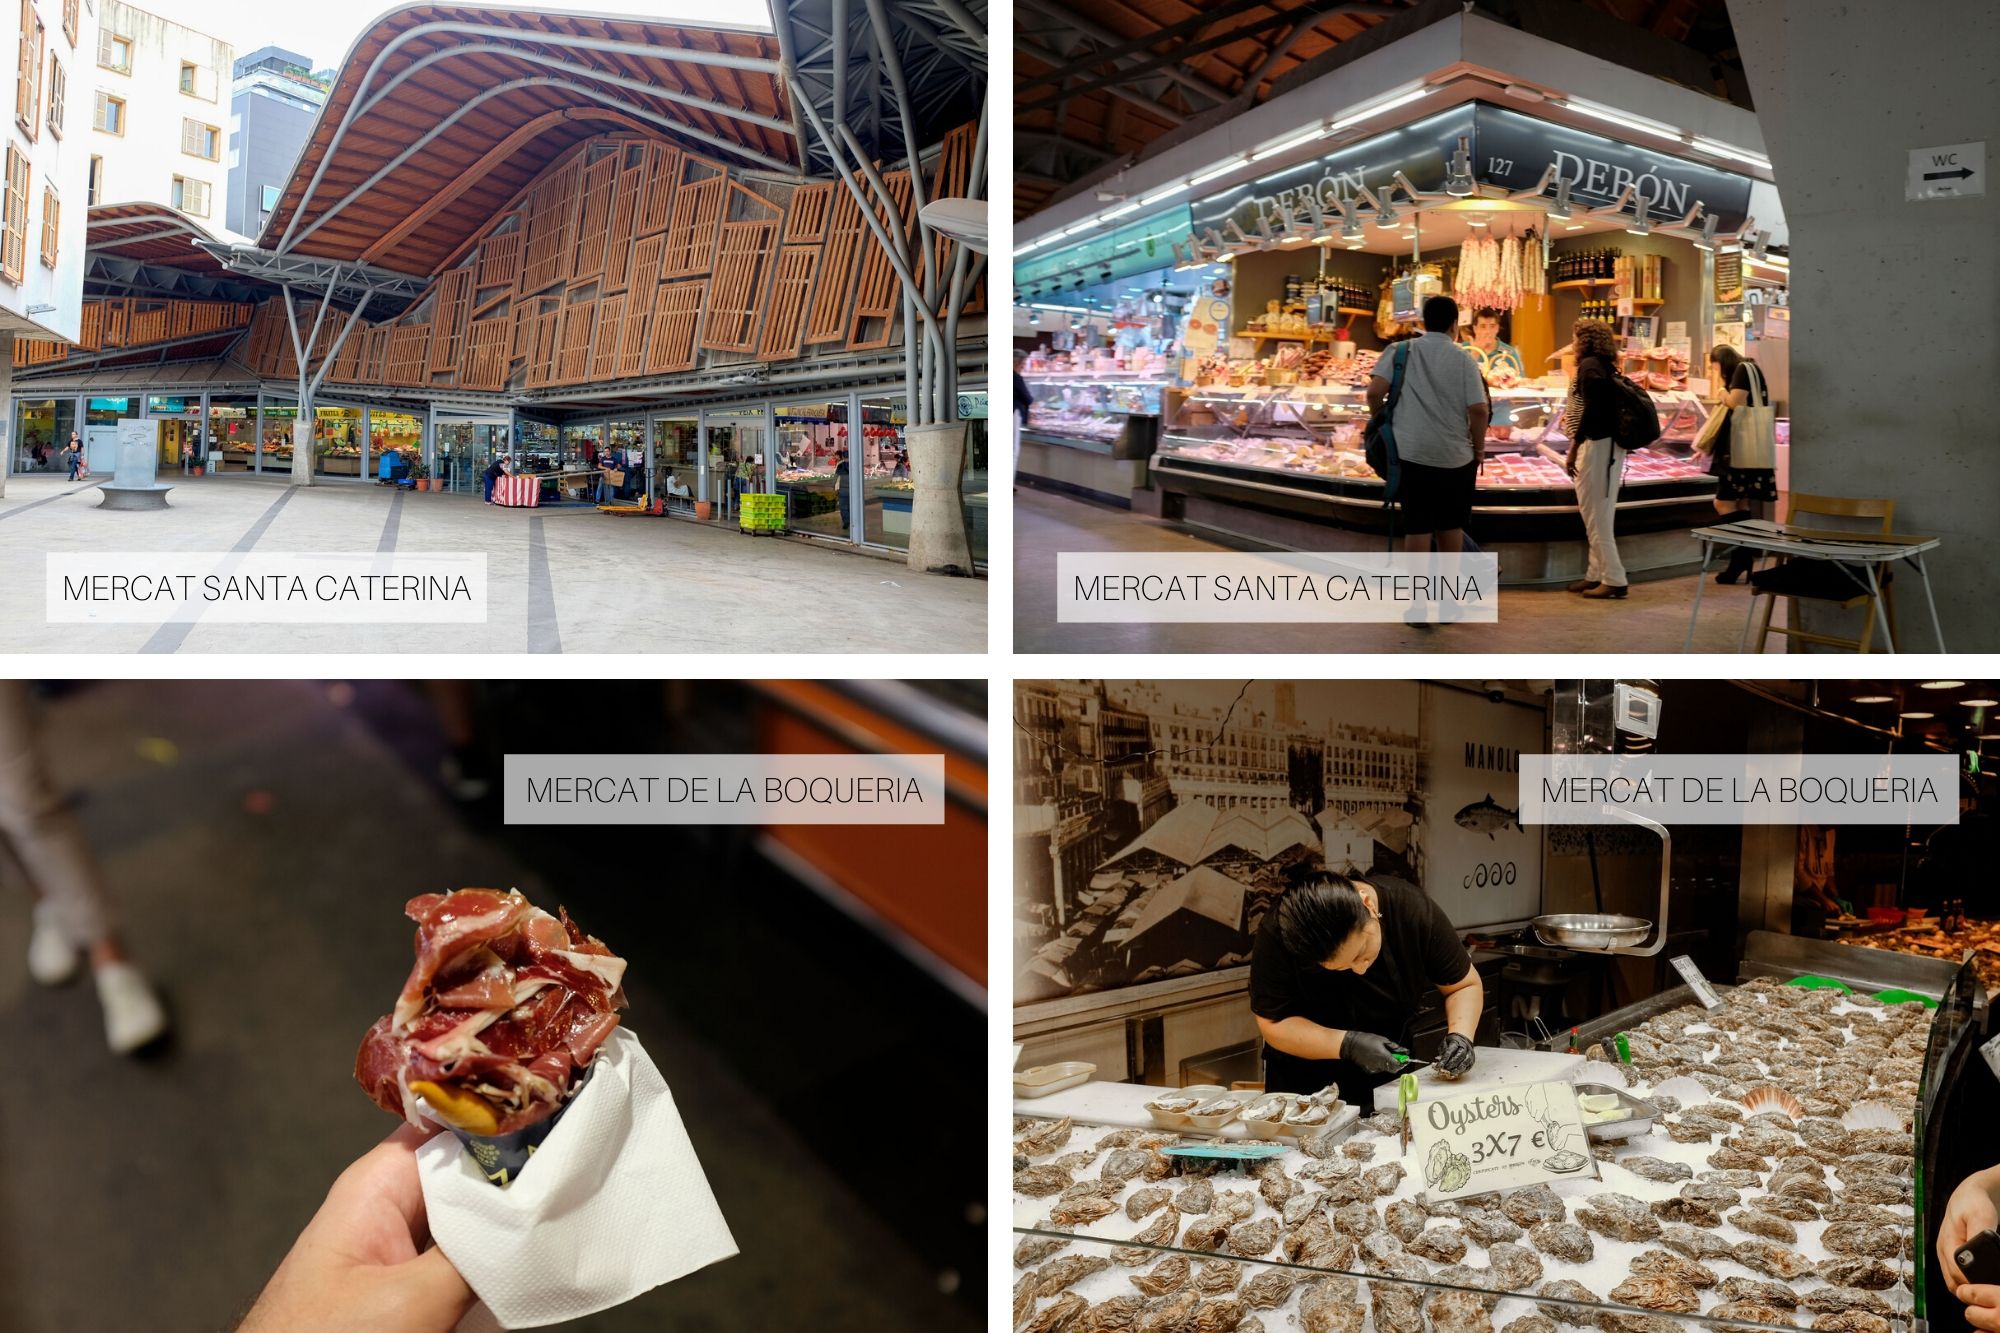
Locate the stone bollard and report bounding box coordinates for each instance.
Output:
[904,420,974,575]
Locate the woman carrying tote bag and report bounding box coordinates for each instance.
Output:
[1695,344,1778,583]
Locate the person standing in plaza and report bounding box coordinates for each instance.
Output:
[62,432,82,480]
[1702,344,1780,584]
[1563,318,1629,599]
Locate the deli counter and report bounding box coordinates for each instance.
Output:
[1018,372,1166,506]
[1151,380,1721,584]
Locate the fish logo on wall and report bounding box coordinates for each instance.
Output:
[1454,795,1519,839]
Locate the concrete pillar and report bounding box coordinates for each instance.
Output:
[0,341,11,497]
[1730,0,1999,650]
[905,419,973,575]
[291,392,314,486]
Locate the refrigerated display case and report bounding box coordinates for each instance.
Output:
[1150,381,1719,582]
[1021,374,1165,461]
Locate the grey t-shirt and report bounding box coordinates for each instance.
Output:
[1373,331,1488,468]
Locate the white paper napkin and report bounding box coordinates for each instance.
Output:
[417,1027,738,1330]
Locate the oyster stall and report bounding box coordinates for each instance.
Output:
[1014,971,1944,1333]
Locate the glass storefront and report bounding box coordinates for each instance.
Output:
[860,396,909,551]
[436,420,508,495]
[651,416,699,508]
[775,402,844,538]
[315,405,365,478]
[703,407,769,521]
[12,398,76,474]
[516,419,558,477]
[208,397,259,472]
[258,400,299,474]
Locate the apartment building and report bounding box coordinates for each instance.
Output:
[0,0,92,349]
[224,44,327,238]
[86,0,232,234]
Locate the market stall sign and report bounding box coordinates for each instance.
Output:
[1907,142,1984,201]
[1016,204,1194,295]
[1474,106,1755,231]
[1409,1079,1598,1202]
[1192,105,1471,240]
[1670,954,1724,1010]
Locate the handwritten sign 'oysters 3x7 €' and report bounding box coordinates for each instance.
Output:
[1408,1080,1599,1202]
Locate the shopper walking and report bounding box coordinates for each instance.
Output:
[0,683,170,1054]
[1700,344,1780,584]
[1365,296,1489,557]
[62,432,82,480]
[1013,349,1033,490]
[1563,319,1629,599]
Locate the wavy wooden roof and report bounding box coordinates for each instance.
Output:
[257,5,792,275]
[87,203,234,274]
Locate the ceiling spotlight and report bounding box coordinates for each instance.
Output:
[1625,195,1652,236]
[1376,194,1401,227]
[1027,310,1041,325]
[1693,213,1720,251]
[1922,680,1966,689]
[1547,179,1573,222]
[1445,135,1475,197]
[1850,695,1894,704]
[1899,711,1935,720]
[1960,697,1999,707]
[1467,213,1489,229]
[1342,208,1364,245]
[1747,229,1770,260]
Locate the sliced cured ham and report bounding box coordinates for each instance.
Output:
[354,888,627,1136]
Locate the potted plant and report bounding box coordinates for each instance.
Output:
[409,456,430,490]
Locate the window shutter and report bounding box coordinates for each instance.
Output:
[186,178,209,216]
[181,118,202,155]
[96,29,114,68]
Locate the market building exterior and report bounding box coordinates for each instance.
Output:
[9,3,990,566]
[86,0,233,225]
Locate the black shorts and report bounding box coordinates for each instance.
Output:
[1396,458,1477,534]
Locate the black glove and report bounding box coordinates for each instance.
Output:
[1436,1032,1477,1077]
[1340,1030,1410,1076]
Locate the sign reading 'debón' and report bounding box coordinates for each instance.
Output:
[47,553,487,623]
[1519,753,1958,825]
[1057,553,1498,623]
[504,754,947,825]
[1408,1080,1597,1203]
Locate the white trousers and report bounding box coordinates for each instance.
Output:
[0,683,115,946]
[1571,437,1627,588]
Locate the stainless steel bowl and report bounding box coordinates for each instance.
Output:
[1532,913,1653,950]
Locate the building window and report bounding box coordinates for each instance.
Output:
[260,182,281,211]
[97,31,131,75]
[62,0,76,47]
[86,154,101,205]
[16,6,43,141]
[93,93,122,135]
[2,143,28,281]
[38,184,55,267]
[171,174,208,217]
[181,118,219,160]
[45,53,62,138]
[179,61,196,95]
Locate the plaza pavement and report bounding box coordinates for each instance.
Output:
[0,475,985,653]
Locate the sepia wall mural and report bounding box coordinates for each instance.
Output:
[1013,680,1545,1006]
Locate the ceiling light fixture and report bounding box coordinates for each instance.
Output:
[1693,213,1720,251]
[1562,96,1679,141]
[1922,681,1966,689]
[1189,156,1250,188]
[1960,698,1999,708]
[1849,695,1894,704]
[1899,711,1935,720]
[1342,209,1365,245]
[1690,135,1773,171]
[1444,135,1475,197]
[1326,85,1430,134]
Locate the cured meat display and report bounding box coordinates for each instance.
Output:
[355,888,628,1136]
[1453,231,1542,310]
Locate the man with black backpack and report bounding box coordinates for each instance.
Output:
[1562,318,1660,600]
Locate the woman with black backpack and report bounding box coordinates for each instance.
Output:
[1563,318,1628,599]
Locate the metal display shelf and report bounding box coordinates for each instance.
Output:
[1738,929,1985,1012]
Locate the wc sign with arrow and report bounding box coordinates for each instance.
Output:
[1907,141,1985,201]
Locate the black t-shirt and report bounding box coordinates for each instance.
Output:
[1250,875,1471,1099]
[482,461,504,483]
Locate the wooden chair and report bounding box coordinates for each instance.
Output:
[1749,493,1900,653]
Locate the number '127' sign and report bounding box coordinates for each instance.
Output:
[1407,1080,1600,1202]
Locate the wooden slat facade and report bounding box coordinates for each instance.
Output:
[222,125,987,397]
[13,297,254,364]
